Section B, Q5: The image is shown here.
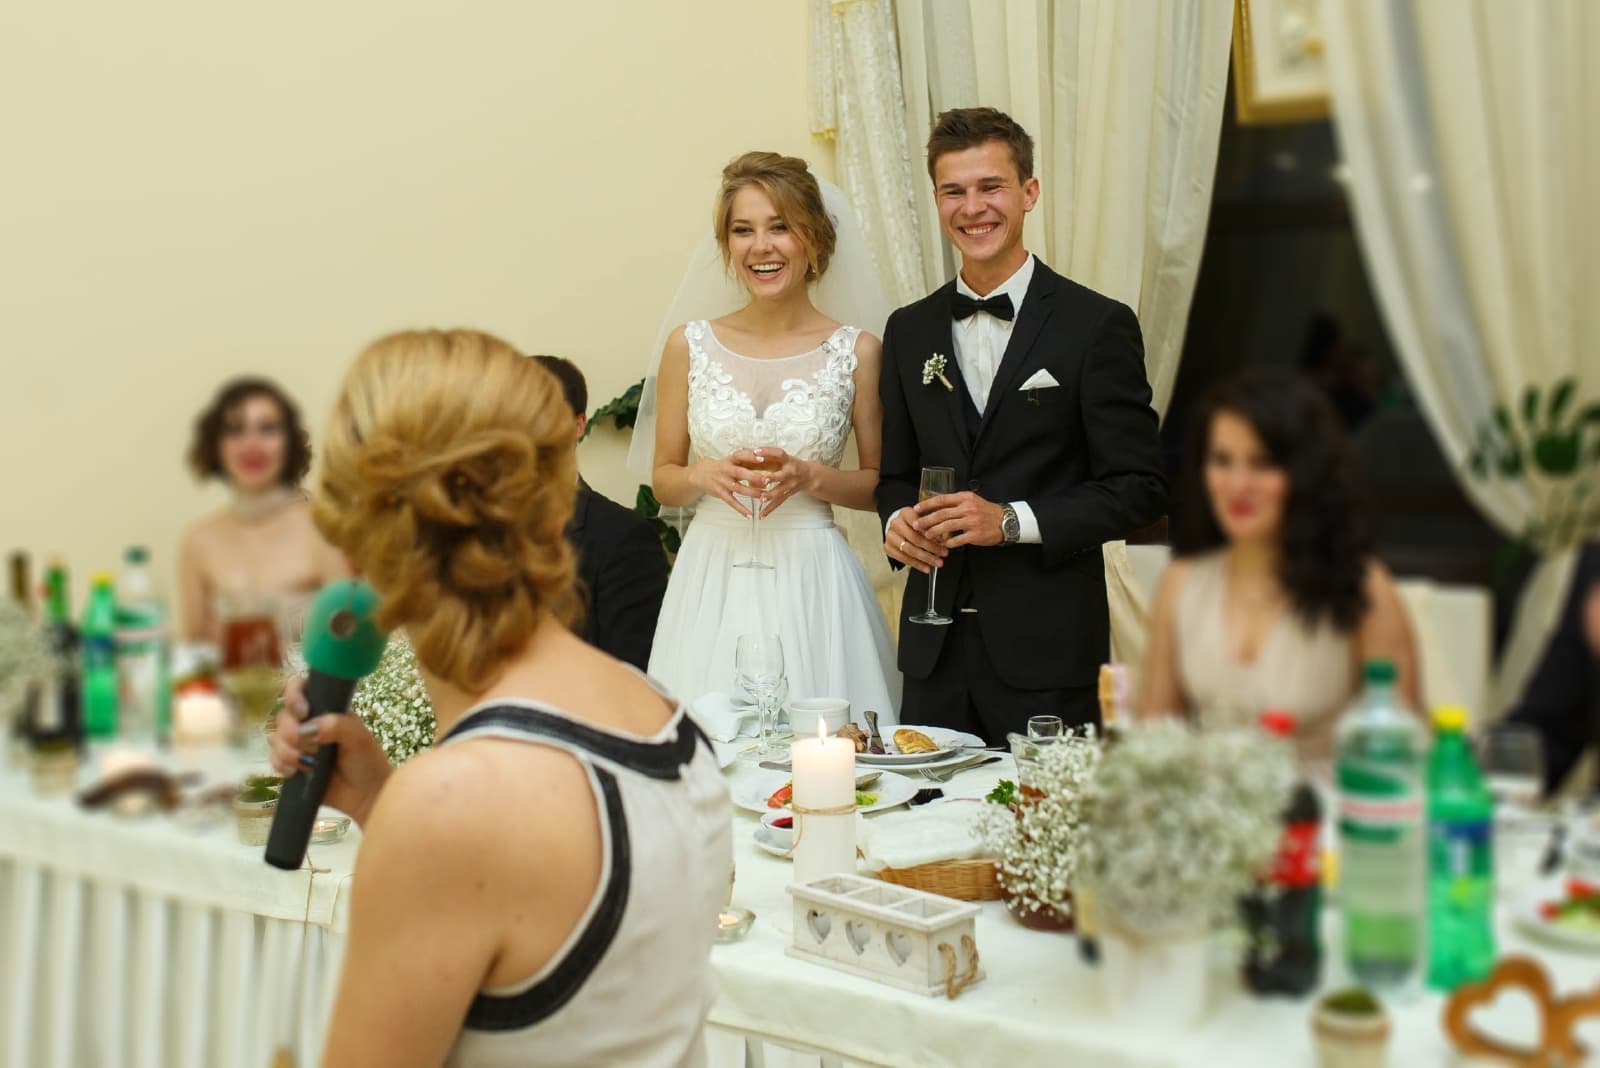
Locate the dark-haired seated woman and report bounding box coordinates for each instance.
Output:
[270,330,729,1067]
[178,377,348,642]
[1138,368,1420,775]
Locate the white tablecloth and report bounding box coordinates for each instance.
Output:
[0,747,356,1068]
[3,747,1595,1068]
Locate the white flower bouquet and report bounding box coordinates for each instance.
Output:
[1080,719,1293,937]
[350,634,436,765]
[973,727,1101,920]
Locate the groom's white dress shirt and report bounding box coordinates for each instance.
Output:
[888,254,1042,545]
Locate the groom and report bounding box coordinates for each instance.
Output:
[878,107,1167,743]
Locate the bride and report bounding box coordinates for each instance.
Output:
[637,151,900,722]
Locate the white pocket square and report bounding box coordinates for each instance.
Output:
[1019,369,1060,390]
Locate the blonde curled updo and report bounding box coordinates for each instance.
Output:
[314,329,579,694]
[713,151,836,281]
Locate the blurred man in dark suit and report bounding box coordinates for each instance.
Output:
[534,355,668,672]
[1509,543,1600,795]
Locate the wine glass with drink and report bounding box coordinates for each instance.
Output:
[733,450,781,571]
[219,591,284,752]
[908,466,956,625]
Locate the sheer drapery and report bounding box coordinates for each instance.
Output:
[1324,0,1600,709]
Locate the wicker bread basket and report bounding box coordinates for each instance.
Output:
[875,856,1003,901]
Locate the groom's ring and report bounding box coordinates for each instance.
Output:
[900,539,908,552]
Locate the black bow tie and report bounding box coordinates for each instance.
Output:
[951,291,1015,322]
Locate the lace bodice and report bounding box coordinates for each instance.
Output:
[684,320,859,469]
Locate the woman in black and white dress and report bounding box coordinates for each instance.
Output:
[270,328,729,1068]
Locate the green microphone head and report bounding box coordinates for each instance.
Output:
[301,579,388,680]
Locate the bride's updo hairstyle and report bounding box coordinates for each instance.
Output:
[713,151,837,282]
[313,329,579,693]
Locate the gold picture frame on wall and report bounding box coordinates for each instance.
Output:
[1232,0,1330,124]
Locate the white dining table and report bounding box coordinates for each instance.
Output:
[2,744,1595,1068]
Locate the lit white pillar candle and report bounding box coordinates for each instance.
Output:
[791,720,857,885]
[172,692,231,747]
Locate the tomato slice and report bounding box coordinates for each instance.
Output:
[766,784,793,809]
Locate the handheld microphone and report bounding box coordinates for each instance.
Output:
[264,579,388,871]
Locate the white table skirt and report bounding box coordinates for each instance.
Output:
[4,747,1596,1068]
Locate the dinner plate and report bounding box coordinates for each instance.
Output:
[1512,890,1600,953]
[855,725,984,767]
[730,768,919,817]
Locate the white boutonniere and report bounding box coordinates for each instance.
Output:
[922,353,953,392]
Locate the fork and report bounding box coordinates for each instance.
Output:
[920,754,999,784]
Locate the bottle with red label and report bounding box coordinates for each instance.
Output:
[1241,709,1323,996]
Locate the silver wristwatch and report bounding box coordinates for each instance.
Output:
[1000,504,1021,544]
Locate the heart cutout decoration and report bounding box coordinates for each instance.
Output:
[845,920,870,956]
[805,909,832,945]
[885,930,913,966]
[1443,957,1578,1066]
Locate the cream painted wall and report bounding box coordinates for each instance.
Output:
[0,0,829,609]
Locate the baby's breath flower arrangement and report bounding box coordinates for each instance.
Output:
[1081,719,1293,937]
[350,635,436,765]
[0,601,51,712]
[973,727,1101,920]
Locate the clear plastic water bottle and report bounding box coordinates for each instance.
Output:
[1336,658,1427,995]
[1426,705,1495,990]
[115,546,171,747]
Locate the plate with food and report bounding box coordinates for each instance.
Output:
[843,724,984,766]
[1513,878,1600,952]
[730,768,919,817]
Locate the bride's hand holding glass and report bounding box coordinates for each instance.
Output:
[732,447,812,516]
[686,453,767,518]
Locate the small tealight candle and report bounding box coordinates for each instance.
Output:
[791,720,857,885]
[172,692,231,747]
[715,907,755,943]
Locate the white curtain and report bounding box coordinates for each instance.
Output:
[894,0,1235,669]
[1323,0,1600,710]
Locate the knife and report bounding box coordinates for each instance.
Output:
[864,709,887,755]
[756,761,881,789]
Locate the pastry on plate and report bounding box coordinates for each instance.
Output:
[892,727,938,754]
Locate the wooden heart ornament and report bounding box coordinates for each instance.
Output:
[1442,957,1593,1067]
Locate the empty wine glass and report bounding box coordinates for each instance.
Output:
[735,633,785,759]
[1481,724,1545,812]
[1027,715,1065,739]
[908,466,956,625]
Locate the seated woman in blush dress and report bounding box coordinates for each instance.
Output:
[177,377,347,643]
[1138,368,1420,778]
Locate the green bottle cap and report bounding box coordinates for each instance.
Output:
[1362,658,1397,685]
[124,546,149,564]
[301,580,388,680]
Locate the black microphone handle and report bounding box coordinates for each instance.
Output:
[263,671,359,871]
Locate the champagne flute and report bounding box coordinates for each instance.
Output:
[734,633,785,759]
[908,466,956,625]
[733,451,781,571]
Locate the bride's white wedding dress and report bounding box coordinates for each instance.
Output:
[647,320,900,722]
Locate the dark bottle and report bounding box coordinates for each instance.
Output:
[1242,709,1323,996]
[30,559,85,753]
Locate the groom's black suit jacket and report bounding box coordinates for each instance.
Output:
[877,260,1167,691]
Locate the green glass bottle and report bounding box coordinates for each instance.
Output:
[1426,705,1496,990]
[81,572,119,740]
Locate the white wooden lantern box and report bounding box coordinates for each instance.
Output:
[786,874,984,998]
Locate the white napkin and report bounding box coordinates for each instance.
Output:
[688,692,754,743]
[856,801,989,872]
